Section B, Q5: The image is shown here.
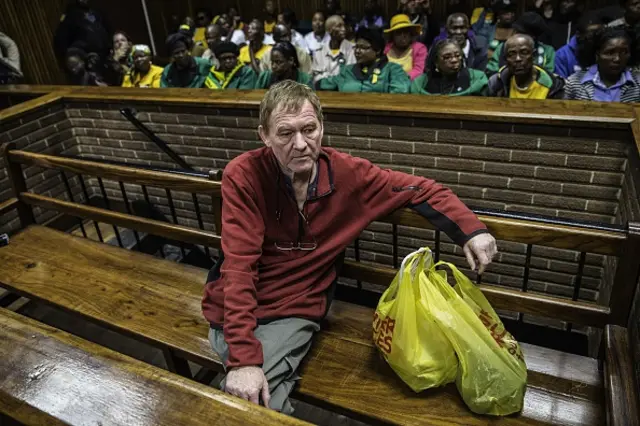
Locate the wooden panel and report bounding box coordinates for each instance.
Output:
[604,325,640,426]
[0,198,18,216]
[8,149,221,195]
[20,193,221,248]
[0,93,64,123]
[0,308,311,426]
[340,260,612,327]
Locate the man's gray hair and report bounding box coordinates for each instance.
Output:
[259,80,323,131]
[506,33,535,49]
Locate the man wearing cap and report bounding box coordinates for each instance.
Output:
[383,14,428,80]
[485,11,555,76]
[122,44,164,88]
[204,41,257,90]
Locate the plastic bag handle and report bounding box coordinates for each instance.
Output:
[399,247,430,279]
[431,261,472,285]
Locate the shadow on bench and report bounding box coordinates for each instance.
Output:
[1,145,639,426]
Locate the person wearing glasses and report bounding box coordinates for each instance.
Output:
[202,80,498,415]
[255,42,313,89]
[564,26,640,102]
[411,39,488,95]
[317,28,410,93]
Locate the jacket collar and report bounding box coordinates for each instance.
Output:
[271,149,335,201]
[352,56,389,81]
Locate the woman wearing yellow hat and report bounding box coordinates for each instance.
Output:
[383,14,428,81]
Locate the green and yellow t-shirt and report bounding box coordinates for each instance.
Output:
[239,44,272,65]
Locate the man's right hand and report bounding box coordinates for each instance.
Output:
[225,365,271,408]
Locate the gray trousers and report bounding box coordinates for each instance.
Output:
[208,318,320,414]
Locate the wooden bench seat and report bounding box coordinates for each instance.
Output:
[0,225,606,425]
[0,307,310,426]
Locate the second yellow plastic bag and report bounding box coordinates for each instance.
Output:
[422,261,527,416]
[373,248,458,392]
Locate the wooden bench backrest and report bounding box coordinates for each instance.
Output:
[3,144,640,330]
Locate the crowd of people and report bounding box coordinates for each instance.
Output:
[51,0,640,103]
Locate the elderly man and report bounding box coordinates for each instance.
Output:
[445,12,489,71]
[487,34,564,98]
[202,81,498,414]
[311,15,356,83]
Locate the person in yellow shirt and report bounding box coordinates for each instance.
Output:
[487,34,564,99]
[122,45,163,88]
[239,19,272,74]
[263,0,278,36]
[193,8,214,50]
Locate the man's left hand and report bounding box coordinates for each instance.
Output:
[463,233,498,275]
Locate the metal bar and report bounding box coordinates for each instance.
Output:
[119,108,194,171]
[165,189,187,258]
[97,177,124,248]
[566,252,587,332]
[434,230,441,263]
[140,0,157,55]
[163,348,192,379]
[78,175,104,243]
[392,224,398,269]
[192,193,211,258]
[142,185,165,258]
[119,181,141,249]
[518,244,534,323]
[60,171,87,238]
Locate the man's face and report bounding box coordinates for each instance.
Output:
[218,52,237,73]
[273,25,291,43]
[330,20,346,41]
[171,46,190,68]
[265,0,275,15]
[206,27,221,49]
[248,20,263,42]
[505,36,534,76]
[497,10,516,27]
[196,12,209,27]
[626,0,640,22]
[218,16,231,36]
[259,101,323,176]
[447,15,469,48]
[312,12,325,34]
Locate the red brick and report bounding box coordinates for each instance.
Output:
[510,150,567,167]
[349,123,390,138]
[460,146,510,161]
[435,157,483,172]
[484,162,535,177]
[414,142,460,157]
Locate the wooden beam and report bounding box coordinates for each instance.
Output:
[604,325,640,426]
[0,197,18,216]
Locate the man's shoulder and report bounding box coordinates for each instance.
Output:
[225,147,270,180]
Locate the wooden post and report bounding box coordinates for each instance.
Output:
[609,222,640,327]
[209,170,223,236]
[1,142,35,229]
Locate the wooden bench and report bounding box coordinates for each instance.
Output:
[1,145,639,426]
[0,307,311,426]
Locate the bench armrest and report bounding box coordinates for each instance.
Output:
[604,324,640,426]
[0,197,18,216]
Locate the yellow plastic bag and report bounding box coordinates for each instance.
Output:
[422,261,527,416]
[373,248,458,392]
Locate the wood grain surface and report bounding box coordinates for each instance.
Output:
[604,325,640,426]
[0,197,18,216]
[0,225,608,425]
[0,308,311,426]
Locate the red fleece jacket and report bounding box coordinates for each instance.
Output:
[202,147,487,368]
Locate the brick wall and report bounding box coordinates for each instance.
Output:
[0,104,81,234]
[51,100,636,320]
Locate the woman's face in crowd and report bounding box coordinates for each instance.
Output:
[392,28,413,50]
[312,13,326,34]
[113,33,130,51]
[133,50,151,73]
[248,20,263,41]
[271,50,294,76]
[436,43,462,75]
[505,36,534,76]
[354,38,377,65]
[597,37,631,77]
[218,52,238,73]
[171,45,191,68]
[66,55,85,76]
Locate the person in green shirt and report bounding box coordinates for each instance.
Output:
[255,41,313,89]
[204,41,257,90]
[486,12,555,76]
[317,28,410,93]
[411,39,488,96]
[160,33,211,88]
